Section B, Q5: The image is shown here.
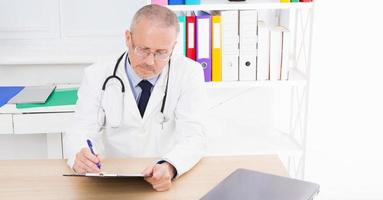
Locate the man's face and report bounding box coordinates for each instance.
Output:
[125,18,177,79]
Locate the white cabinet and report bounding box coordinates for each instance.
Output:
[0,114,13,134]
[0,0,144,65]
[60,0,139,38]
[0,0,60,39]
[13,113,74,134]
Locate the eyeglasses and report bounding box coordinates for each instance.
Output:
[131,35,173,62]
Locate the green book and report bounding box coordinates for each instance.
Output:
[291,0,299,2]
[16,88,78,109]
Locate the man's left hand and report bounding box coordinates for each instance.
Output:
[142,162,176,192]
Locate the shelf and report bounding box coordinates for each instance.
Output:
[206,124,303,157]
[0,105,75,114]
[205,68,307,88]
[166,0,313,11]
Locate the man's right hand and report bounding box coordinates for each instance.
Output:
[73,148,101,173]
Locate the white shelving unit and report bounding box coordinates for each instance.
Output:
[147,0,314,179]
[207,124,303,157]
[163,0,313,11]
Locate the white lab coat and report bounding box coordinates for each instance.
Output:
[64,53,208,178]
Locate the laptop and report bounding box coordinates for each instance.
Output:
[8,85,56,104]
[200,168,319,200]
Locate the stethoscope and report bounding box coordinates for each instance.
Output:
[98,51,170,129]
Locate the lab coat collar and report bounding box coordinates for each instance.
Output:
[142,60,169,122]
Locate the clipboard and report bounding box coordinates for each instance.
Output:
[63,172,147,178]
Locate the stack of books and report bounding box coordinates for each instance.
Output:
[151,0,201,5]
[280,0,313,2]
[173,11,291,82]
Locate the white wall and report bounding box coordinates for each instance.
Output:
[306,0,383,199]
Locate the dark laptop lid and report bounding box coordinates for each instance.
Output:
[201,168,320,200]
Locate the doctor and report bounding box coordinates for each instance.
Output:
[64,4,207,191]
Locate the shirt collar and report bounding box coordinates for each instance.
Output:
[124,52,159,87]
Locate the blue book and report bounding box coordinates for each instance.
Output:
[185,0,200,5]
[168,0,184,5]
[0,86,24,107]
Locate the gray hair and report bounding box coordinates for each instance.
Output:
[130,4,179,35]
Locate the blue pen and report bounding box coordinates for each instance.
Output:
[86,139,101,169]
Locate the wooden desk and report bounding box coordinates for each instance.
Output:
[0,155,288,200]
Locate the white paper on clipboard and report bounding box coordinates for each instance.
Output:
[63,172,147,178]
